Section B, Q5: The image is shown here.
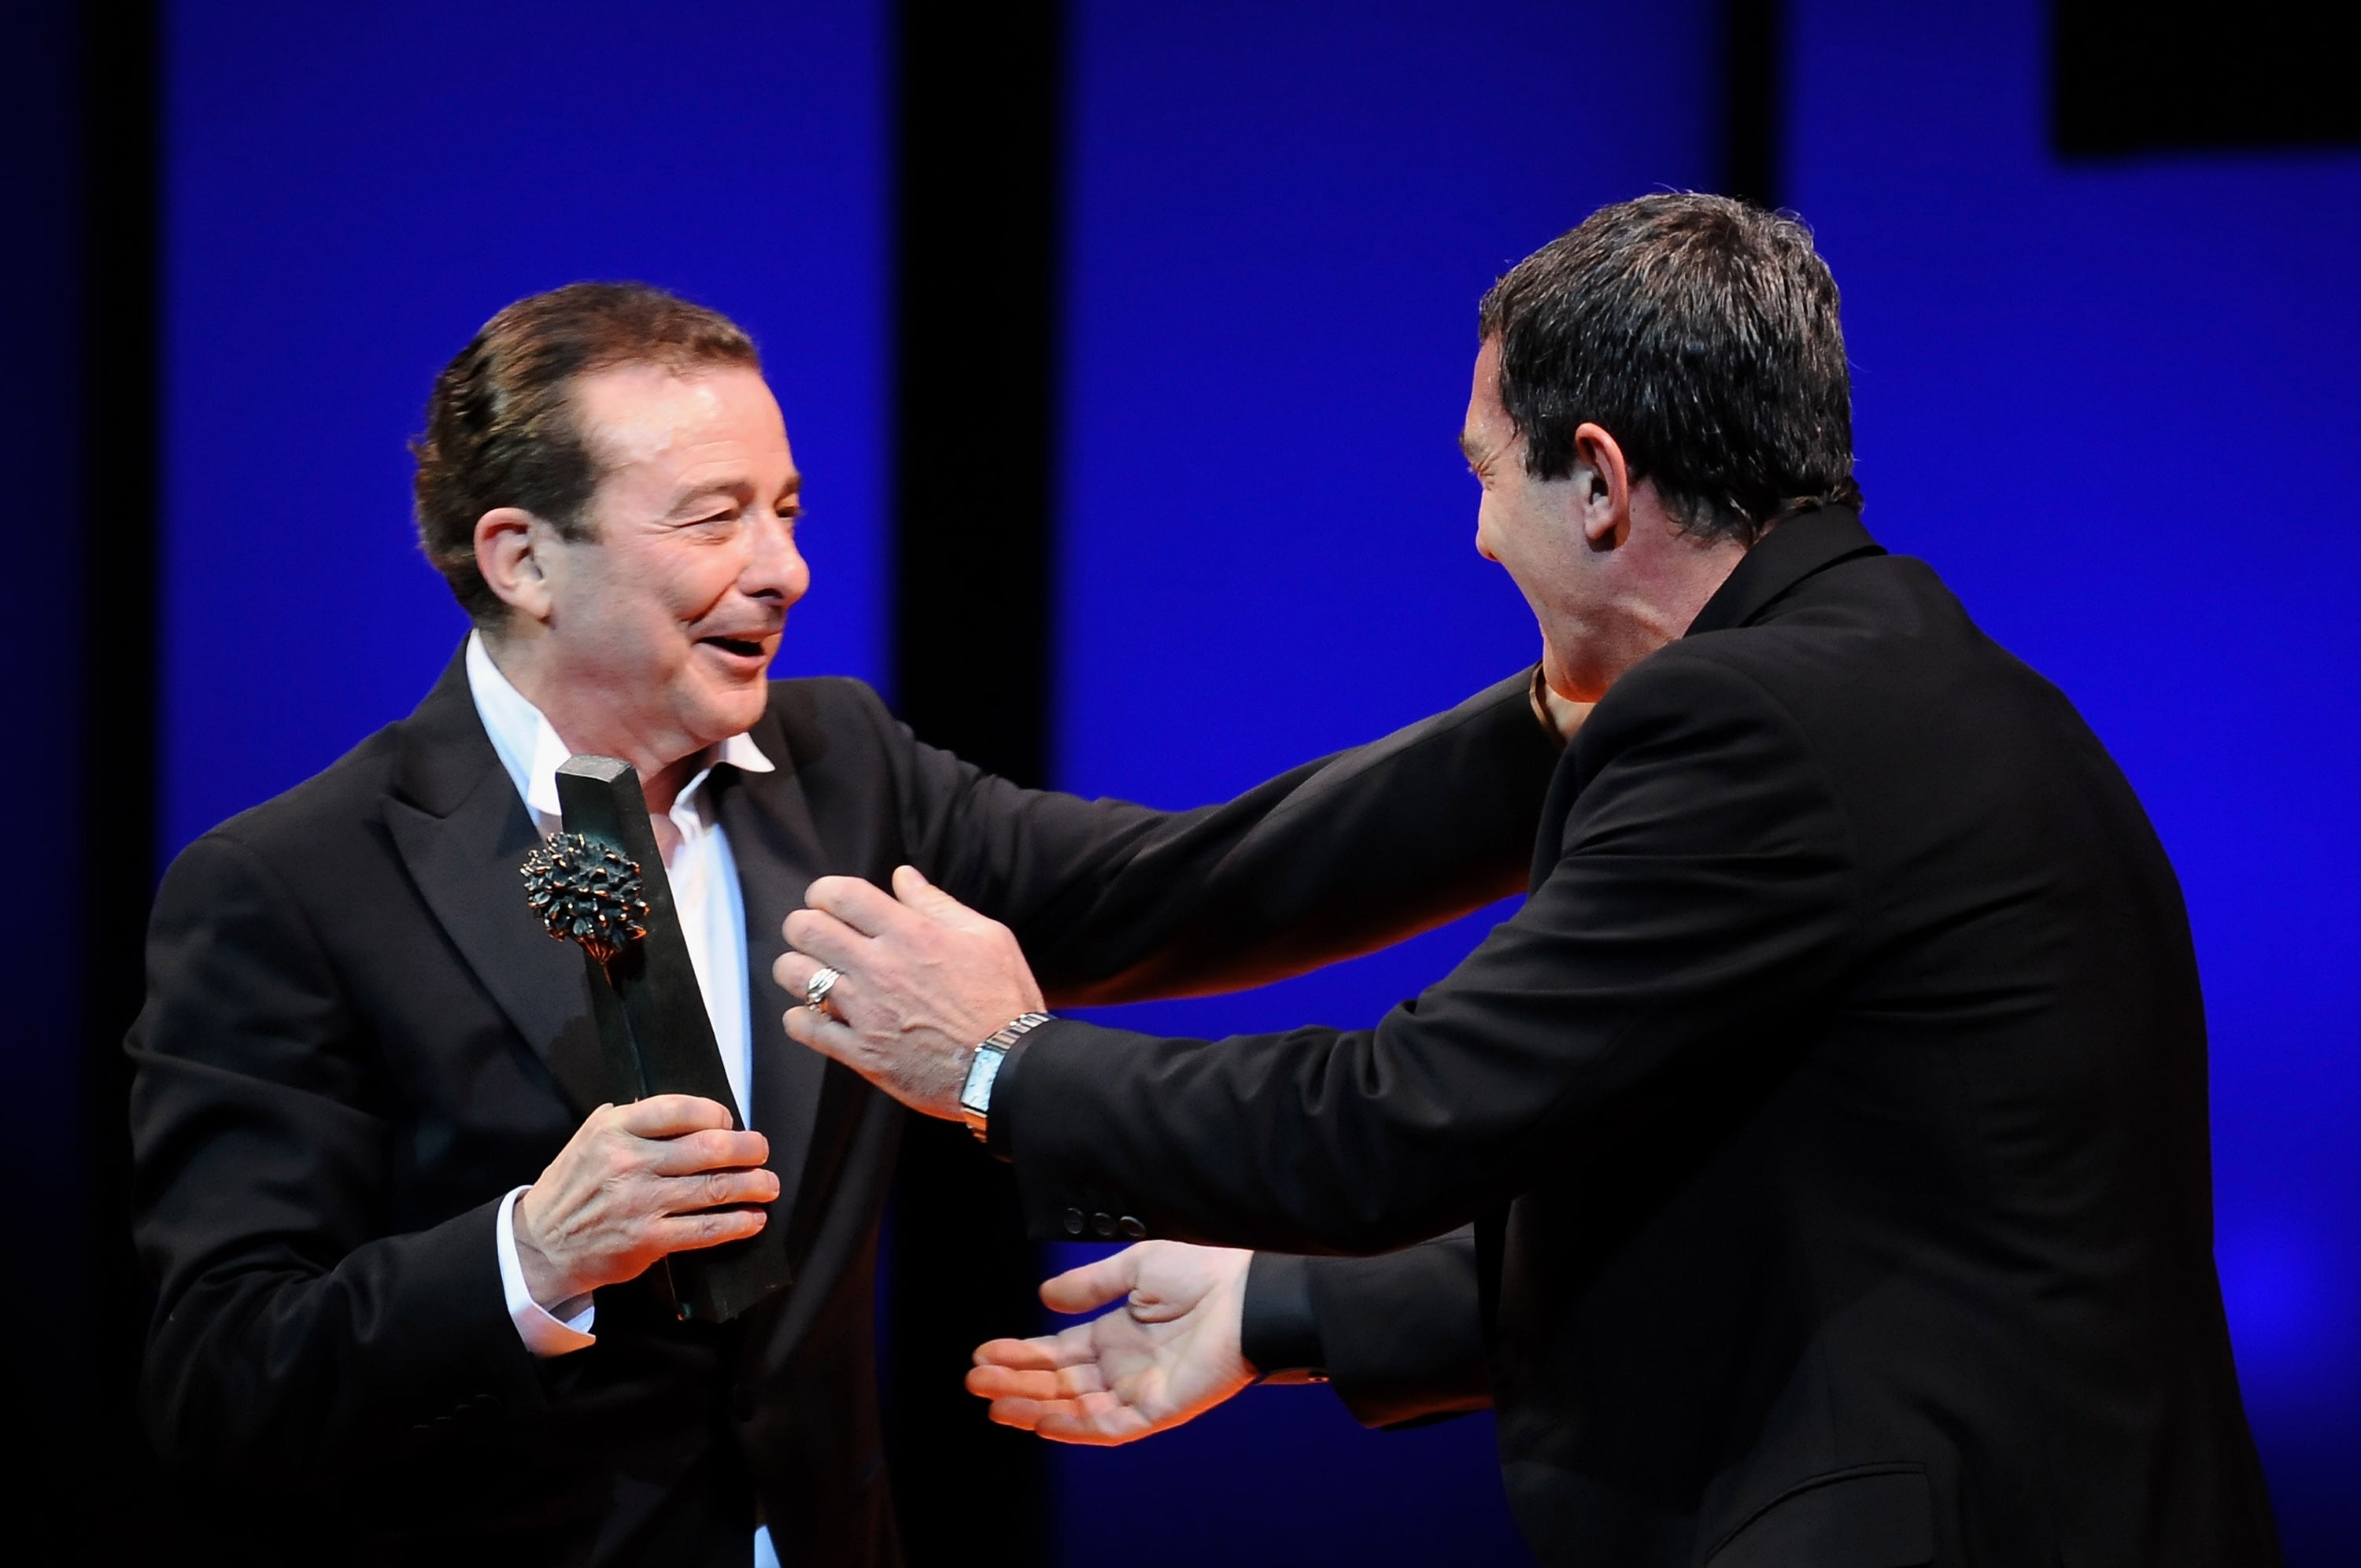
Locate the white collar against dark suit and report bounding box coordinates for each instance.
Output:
[464,629,774,1128]
[464,629,776,826]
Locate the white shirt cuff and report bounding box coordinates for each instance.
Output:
[496,1186,597,1356]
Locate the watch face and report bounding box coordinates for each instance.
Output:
[960,1046,1005,1113]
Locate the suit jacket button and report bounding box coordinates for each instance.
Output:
[1090,1213,1116,1238]
[1117,1216,1147,1239]
[1062,1208,1085,1236]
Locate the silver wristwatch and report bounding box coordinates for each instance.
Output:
[959,1012,1053,1142]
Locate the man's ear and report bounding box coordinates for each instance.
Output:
[475,507,557,624]
[1569,422,1631,551]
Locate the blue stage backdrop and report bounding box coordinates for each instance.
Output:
[160,0,891,860]
[1046,2,1719,1562]
[155,2,2357,1563]
[1785,3,2359,1559]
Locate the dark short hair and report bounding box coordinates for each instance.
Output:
[412,282,762,620]
[1477,194,1857,544]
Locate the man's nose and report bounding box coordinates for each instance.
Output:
[745,514,811,603]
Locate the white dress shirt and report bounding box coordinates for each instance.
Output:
[470,636,788,1565]
[464,632,776,1356]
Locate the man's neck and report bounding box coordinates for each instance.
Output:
[1648,534,1750,647]
[1554,536,1750,701]
[477,626,704,817]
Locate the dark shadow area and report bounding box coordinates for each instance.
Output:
[1,0,170,1560]
[76,0,168,1551]
[0,0,94,1541]
[2053,0,2361,154]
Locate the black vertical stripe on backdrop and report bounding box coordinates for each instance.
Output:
[0,0,93,1555]
[1721,0,1781,208]
[885,1,1059,1562]
[79,0,171,1558]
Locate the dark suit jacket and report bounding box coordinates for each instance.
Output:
[990,510,2281,1567]
[127,647,1559,1566]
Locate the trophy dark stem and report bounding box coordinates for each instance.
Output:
[580,945,647,1104]
[546,754,793,1323]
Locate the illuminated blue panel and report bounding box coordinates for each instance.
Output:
[162,1,889,855]
[1051,2,1716,1561]
[1786,1,2361,1557]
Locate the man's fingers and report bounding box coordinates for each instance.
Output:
[981,1396,1052,1431]
[653,1205,769,1253]
[782,1002,867,1067]
[803,874,913,939]
[890,864,992,931]
[981,1392,1148,1444]
[966,1361,1107,1400]
[971,1334,1095,1373]
[1029,1403,1156,1446]
[774,951,864,1023]
[659,1166,779,1212]
[779,907,871,975]
[646,1126,770,1175]
[611,1094,739,1139]
[773,949,820,1003]
[1038,1247,1146,1315]
[966,1365,1051,1400]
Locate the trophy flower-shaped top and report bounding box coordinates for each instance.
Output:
[521,832,651,963]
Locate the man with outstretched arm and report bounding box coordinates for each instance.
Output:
[779,194,2281,1566]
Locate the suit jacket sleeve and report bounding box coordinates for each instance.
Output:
[128,831,541,1481]
[990,651,1865,1253]
[866,670,1561,1003]
[1246,1230,1493,1429]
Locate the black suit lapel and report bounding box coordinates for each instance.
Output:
[384,646,610,1117]
[382,647,856,1199]
[715,719,839,1223]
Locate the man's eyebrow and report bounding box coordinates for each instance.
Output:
[1458,430,1486,465]
[662,472,804,517]
[664,478,752,513]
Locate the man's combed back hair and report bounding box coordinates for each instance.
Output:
[1478,193,1857,544]
[412,282,762,619]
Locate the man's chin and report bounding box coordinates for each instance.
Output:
[682,672,773,743]
[717,686,771,735]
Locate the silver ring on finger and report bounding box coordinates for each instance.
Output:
[803,965,843,1014]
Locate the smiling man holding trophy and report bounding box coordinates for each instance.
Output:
[125,282,1582,1566]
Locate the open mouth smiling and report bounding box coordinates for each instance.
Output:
[701,636,767,659]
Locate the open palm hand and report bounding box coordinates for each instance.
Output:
[966,1241,1257,1445]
